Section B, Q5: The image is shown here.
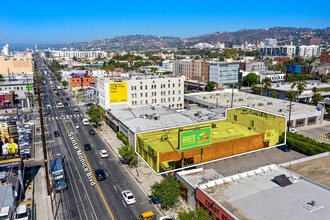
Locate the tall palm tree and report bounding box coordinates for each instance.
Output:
[261,77,272,96]
[291,80,307,102]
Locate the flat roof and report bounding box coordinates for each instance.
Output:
[177,168,224,188]
[185,90,320,119]
[283,155,330,188]
[110,106,225,133]
[270,81,330,92]
[200,165,330,220]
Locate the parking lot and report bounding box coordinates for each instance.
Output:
[202,147,306,177]
[296,121,330,143]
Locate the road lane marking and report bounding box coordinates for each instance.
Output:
[61,119,115,220]
[113,186,117,192]
[122,200,127,208]
[99,161,102,165]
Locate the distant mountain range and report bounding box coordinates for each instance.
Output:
[51,27,330,51]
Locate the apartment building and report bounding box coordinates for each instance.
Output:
[245,62,266,74]
[173,59,211,82]
[296,45,320,59]
[96,74,184,111]
[209,62,239,88]
[50,50,107,59]
[320,52,330,63]
[259,45,296,58]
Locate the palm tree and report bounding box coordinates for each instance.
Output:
[261,77,272,96]
[127,56,135,71]
[312,87,317,95]
[291,80,307,102]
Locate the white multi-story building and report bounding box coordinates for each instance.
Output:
[50,50,107,59]
[209,62,239,88]
[296,45,320,59]
[162,60,173,71]
[261,38,277,46]
[2,44,9,56]
[96,74,184,111]
[245,62,266,74]
[259,45,296,58]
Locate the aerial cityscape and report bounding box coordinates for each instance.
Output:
[0,1,329,220]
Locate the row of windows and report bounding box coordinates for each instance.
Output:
[131,83,181,90]
[72,78,94,82]
[131,90,181,98]
[131,94,181,101]
[131,98,183,106]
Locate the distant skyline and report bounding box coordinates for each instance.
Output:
[1,0,329,44]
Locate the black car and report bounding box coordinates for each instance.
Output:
[66,98,70,101]
[84,103,94,107]
[54,130,60,137]
[278,145,290,152]
[64,103,68,107]
[84,144,91,151]
[89,129,95,135]
[94,169,106,181]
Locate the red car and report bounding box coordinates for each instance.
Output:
[63,93,66,96]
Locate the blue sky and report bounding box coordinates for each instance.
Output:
[0,0,329,44]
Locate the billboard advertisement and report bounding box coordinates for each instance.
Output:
[109,82,127,103]
[286,65,301,74]
[180,127,211,149]
[0,122,19,157]
[136,107,286,175]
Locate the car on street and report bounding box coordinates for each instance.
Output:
[13,116,19,120]
[66,98,70,101]
[121,190,136,205]
[60,113,65,119]
[99,150,108,158]
[15,204,30,220]
[54,130,60,137]
[89,129,95,135]
[84,103,94,107]
[159,216,174,220]
[94,169,106,181]
[64,103,68,107]
[289,128,297,133]
[46,104,51,108]
[74,107,79,112]
[63,93,66,96]
[278,144,291,152]
[74,124,80,129]
[0,116,9,120]
[84,144,91,151]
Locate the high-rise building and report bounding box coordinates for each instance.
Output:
[2,44,9,56]
[301,37,321,46]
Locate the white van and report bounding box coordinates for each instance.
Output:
[82,119,89,125]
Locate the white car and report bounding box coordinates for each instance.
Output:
[0,116,9,120]
[15,204,30,220]
[289,128,297,133]
[99,150,108,158]
[60,113,65,119]
[121,190,136,205]
[75,124,80,129]
[159,217,174,220]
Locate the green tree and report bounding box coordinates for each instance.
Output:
[312,87,317,95]
[178,208,213,220]
[79,66,86,70]
[320,75,328,83]
[312,93,322,105]
[86,107,101,125]
[243,73,259,87]
[61,81,68,87]
[150,67,158,73]
[251,86,262,95]
[73,56,77,61]
[151,176,182,208]
[118,145,138,167]
[56,74,62,82]
[206,81,216,90]
[286,91,297,101]
[0,74,5,82]
[127,56,135,70]
[270,90,279,98]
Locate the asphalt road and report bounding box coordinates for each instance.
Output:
[35,58,156,220]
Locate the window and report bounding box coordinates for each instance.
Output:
[173,90,175,95]
[86,79,89,81]
[173,83,175,87]
[145,85,147,89]
[17,87,19,90]
[250,120,254,127]
[234,115,237,121]
[168,98,170,102]
[141,93,143,97]
[131,86,134,90]
[140,86,142,90]
[21,87,23,90]
[168,84,170,88]
[307,117,316,125]
[172,97,175,101]
[145,92,148,97]
[132,101,134,105]
[168,91,170,95]
[295,119,305,127]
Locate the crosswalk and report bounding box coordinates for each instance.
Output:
[44,114,84,121]
[46,104,77,109]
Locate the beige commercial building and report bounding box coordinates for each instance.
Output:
[0,59,33,74]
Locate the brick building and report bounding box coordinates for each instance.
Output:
[69,76,96,90]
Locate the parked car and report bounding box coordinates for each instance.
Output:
[15,204,30,220]
[289,128,297,133]
[278,144,291,152]
[99,150,108,158]
[74,124,80,129]
[84,144,91,151]
[84,103,94,107]
[89,129,95,135]
[0,116,9,121]
[94,169,106,181]
[121,190,136,205]
[66,98,70,101]
[54,131,60,137]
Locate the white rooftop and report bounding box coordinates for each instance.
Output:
[271,80,330,92]
[199,165,330,220]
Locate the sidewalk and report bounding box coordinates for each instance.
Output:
[31,116,54,220]
[74,98,191,217]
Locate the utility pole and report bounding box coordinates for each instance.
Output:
[287,98,292,132]
[36,59,54,215]
[231,84,234,108]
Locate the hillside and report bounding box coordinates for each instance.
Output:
[53,27,330,51]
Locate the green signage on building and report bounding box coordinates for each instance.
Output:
[180,127,211,149]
